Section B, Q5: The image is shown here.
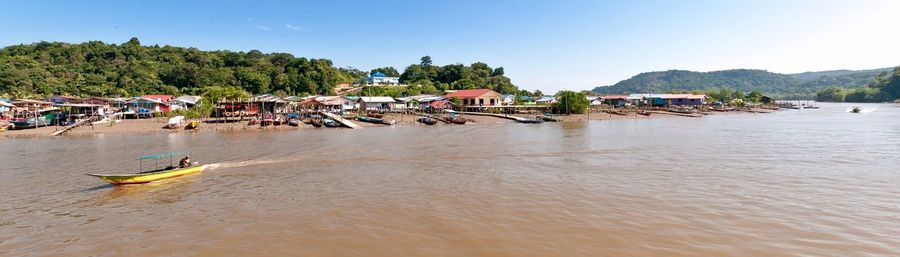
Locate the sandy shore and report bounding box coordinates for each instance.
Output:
[1,108,774,138]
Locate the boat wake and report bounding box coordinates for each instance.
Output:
[203,156,307,171]
[846,107,877,113]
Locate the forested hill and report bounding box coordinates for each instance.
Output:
[592,67,896,96]
[0,38,362,98]
[591,69,799,94]
[0,38,522,98]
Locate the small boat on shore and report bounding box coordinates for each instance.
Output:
[323,118,341,127]
[163,116,185,129]
[637,110,652,116]
[604,109,627,116]
[310,118,323,127]
[541,114,559,122]
[418,116,438,125]
[259,113,275,126]
[288,119,300,127]
[357,116,384,124]
[449,116,468,124]
[86,152,203,185]
[185,120,199,130]
[519,117,544,124]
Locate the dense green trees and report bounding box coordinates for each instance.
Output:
[815,67,900,102]
[592,68,895,99]
[0,41,525,99]
[369,67,400,77]
[551,91,589,114]
[815,87,846,102]
[398,57,519,95]
[0,38,361,98]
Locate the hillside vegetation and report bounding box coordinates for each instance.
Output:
[592,67,896,98]
[816,67,900,102]
[0,39,523,98]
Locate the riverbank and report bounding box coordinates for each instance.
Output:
[1,108,774,138]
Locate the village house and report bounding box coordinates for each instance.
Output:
[627,94,708,106]
[445,89,503,107]
[427,100,453,110]
[0,99,13,115]
[600,95,630,107]
[312,96,356,111]
[665,94,708,106]
[141,94,174,103]
[174,95,203,109]
[396,95,443,110]
[357,96,397,111]
[48,95,82,104]
[535,96,557,105]
[125,97,170,117]
[366,72,400,86]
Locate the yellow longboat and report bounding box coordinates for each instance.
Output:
[87,152,204,185]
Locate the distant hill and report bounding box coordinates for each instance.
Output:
[592,67,897,97]
[789,67,892,81]
[792,67,894,89]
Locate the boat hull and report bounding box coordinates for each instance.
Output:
[87,165,204,185]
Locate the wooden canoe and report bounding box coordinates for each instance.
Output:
[87,165,204,185]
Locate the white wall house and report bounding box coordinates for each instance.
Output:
[367,72,400,85]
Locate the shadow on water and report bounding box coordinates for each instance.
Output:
[82,183,115,192]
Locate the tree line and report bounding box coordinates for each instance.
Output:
[815,67,900,102]
[0,38,526,99]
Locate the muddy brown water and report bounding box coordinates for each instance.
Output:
[2,103,899,256]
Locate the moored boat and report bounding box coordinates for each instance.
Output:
[86,152,203,185]
[541,113,559,122]
[184,120,199,130]
[418,116,437,125]
[449,116,468,124]
[323,118,341,127]
[519,118,544,124]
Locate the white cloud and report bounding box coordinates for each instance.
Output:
[256,25,270,31]
[285,23,305,31]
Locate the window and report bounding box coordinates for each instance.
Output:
[479,99,484,105]
[490,99,495,105]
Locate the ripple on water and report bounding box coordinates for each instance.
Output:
[1,103,899,256]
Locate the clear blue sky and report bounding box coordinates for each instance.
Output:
[2,0,899,93]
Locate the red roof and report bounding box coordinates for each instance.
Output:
[445,89,496,99]
[141,95,174,102]
[429,100,451,109]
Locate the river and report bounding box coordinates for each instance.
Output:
[1,102,899,256]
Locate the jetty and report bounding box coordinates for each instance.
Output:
[318,111,362,129]
[50,116,101,136]
[458,111,534,123]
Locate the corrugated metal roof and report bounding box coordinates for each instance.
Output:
[358,96,396,103]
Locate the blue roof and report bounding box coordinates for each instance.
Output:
[139,152,188,160]
[370,72,386,77]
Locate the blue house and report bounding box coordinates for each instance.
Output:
[367,72,400,85]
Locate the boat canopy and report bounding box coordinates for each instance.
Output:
[139,152,188,160]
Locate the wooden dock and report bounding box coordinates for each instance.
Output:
[50,116,101,136]
[318,111,362,129]
[457,111,534,123]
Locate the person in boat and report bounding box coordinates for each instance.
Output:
[179,156,192,168]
